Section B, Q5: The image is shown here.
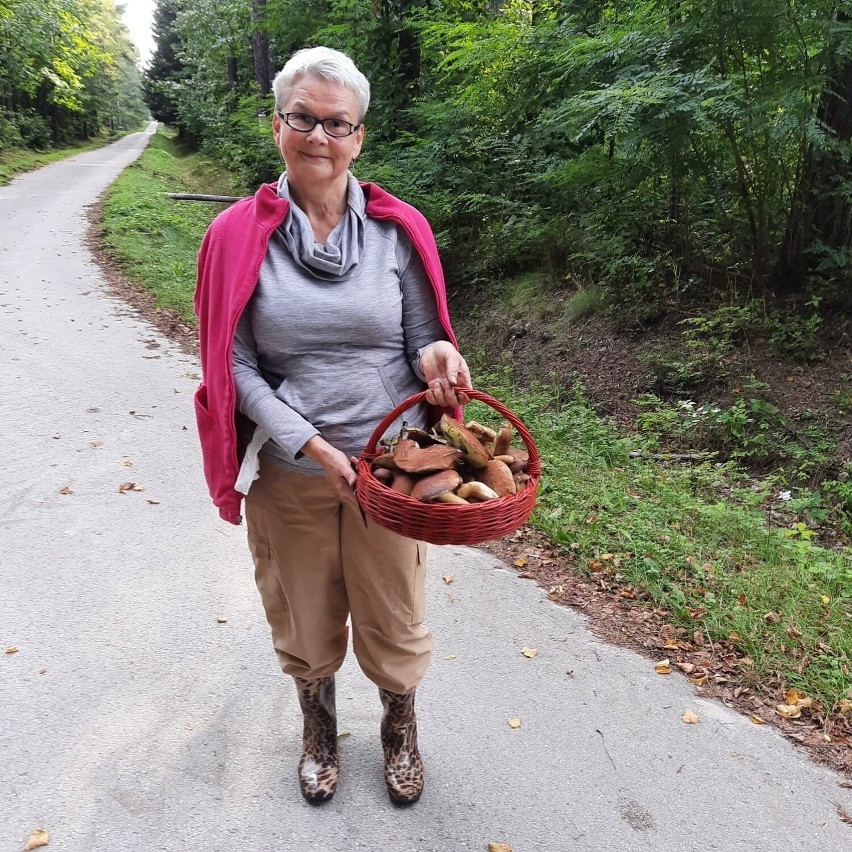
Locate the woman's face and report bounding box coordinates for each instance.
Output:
[273,77,364,195]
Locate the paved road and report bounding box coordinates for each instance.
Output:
[1,127,849,852]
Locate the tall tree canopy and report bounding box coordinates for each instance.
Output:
[143,0,852,303]
[0,0,147,148]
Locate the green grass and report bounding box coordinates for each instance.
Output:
[100,132,852,716]
[100,127,242,321]
[465,369,852,714]
[0,126,146,185]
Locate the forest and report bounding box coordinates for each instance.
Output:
[0,0,147,149]
[143,0,852,307]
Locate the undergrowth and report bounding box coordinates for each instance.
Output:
[465,368,852,715]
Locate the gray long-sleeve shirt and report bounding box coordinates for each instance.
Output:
[232,177,446,475]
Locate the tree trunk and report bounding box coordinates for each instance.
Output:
[252,0,271,96]
[774,12,852,292]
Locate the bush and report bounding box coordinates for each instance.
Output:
[0,110,23,152]
[14,110,53,150]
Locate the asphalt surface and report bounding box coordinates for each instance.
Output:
[1,126,850,852]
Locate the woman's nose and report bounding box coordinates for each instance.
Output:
[306,122,327,142]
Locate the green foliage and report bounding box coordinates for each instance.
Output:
[469,369,852,711]
[100,127,243,321]
[0,0,147,146]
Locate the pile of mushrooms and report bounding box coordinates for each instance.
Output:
[370,414,530,504]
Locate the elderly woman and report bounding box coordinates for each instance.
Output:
[193,46,470,806]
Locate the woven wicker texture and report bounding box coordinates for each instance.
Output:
[356,389,540,545]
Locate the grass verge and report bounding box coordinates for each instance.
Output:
[99,126,242,321]
[99,131,852,729]
[464,368,852,719]
[0,126,145,185]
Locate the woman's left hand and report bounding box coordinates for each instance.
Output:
[419,341,472,408]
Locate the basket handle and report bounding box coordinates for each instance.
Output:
[361,387,540,475]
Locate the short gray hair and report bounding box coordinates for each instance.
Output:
[273,47,371,122]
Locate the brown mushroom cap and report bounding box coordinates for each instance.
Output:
[439,414,491,468]
[410,469,463,502]
[394,442,463,474]
[504,448,529,474]
[475,459,517,496]
[390,472,416,496]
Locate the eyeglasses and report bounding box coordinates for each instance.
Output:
[277,111,362,138]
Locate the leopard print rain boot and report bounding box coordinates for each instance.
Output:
[293,675,339,804]
[379,687,424,805]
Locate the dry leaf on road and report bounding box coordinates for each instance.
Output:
[655,659,672,675]
[216,617,228,624]
[508,718,521,729]
[751,715,766,725]
[6,646,18,655]
[147,498,160,505]
[521,647,538,658]
[488,843,512,852]
[118,482,135,492]
[442,574,454,584]
[24,828,49,850]
[59,486,72,495]
[682,709,700,724]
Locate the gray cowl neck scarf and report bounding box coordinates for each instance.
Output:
[276,170,365,281]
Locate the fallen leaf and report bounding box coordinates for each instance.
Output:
[446,593,455,602]
[775,703,802,719]
[836,803,852,825]
[838,699,852,714]
[122,460,134,467]
[514,557,527,568]
[59,487,72,495]
[146,499,160,505]
[488,844,512,852]
[508,718,521,729]
[689,673,709,686]
[118,482,135,492]
[682,709,700,724]
[24,829,49,850]
[674,661,695,674]
[662,637,680,650]
[6,646,18,654]
[90,440,103,447]
[216,616,227,624]
[132,485,145,492]
[337,730,351,739]
[750,714,766,725]
[444,654,456,661]
[654,659,672,675]
[38,668,46,674]
[442,574,454,584]
[521,647,538,659]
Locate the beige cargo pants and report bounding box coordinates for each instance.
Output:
[244,458,432,693]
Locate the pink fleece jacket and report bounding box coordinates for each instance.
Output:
[194,181,459,524]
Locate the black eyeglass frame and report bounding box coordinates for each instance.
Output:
[276,110,362,138]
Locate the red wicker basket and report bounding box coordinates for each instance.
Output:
[356,388,540,546]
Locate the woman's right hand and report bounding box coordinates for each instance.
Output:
[300,435,358,501]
